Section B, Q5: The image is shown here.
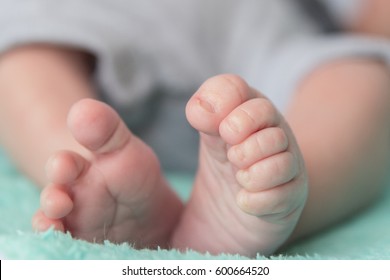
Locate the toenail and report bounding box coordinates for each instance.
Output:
[234,146,245,162]
[237,170,250,185]
[45,155,56,176]
[236,191,249,209]
[197,98,215,113]
[32,216,46,231]
[226,116,241,133]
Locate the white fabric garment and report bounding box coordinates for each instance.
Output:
[319,0,364,26]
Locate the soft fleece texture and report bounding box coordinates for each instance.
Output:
[0,150,390,260]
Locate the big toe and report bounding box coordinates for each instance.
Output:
[67,98,130,154]
[186,74,257,136]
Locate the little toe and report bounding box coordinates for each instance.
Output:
[186,74,258,135]
[40,184,74,219]
[32,210,65,232]
[236,183,300,219]
[67,98,130,154]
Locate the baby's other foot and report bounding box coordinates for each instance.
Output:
[172,74,308,257]
[32,99,182,248]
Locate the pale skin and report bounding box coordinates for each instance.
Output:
[0,1,389,258]
[348,0,390,38]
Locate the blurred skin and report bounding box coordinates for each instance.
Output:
[286,0,390,239]
[286,58,390,242]
[349,0,390,38]
[0,45,95,186]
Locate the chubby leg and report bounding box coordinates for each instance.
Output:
[286,58,390,241]
[33,99,182,248]
[0,45,95,186]
[172,75,308,257]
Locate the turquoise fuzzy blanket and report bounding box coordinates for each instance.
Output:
[1,150,390,260]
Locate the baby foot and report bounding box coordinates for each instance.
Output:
[172,74,308,257]
[32,99,182,248]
